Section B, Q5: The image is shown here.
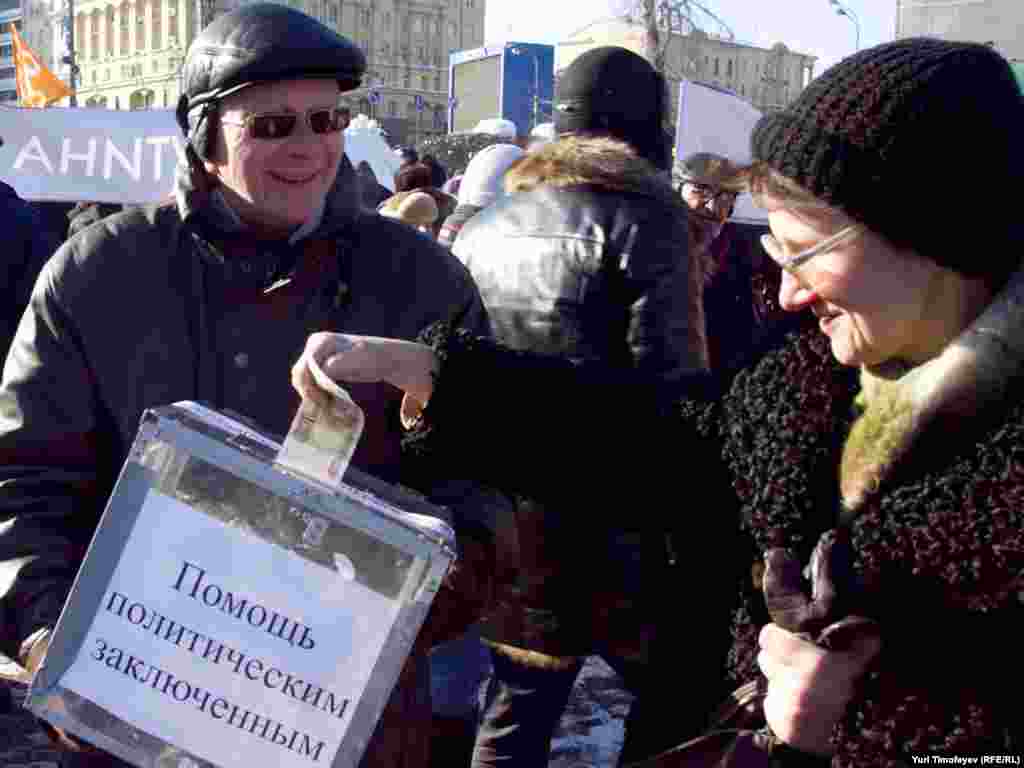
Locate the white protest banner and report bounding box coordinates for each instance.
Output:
[0,105,185,204]
[0,106,401,204]
[58,490,401,768]
[675,79,768,225]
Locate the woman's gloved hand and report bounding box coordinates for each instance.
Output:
[757,530,882,756]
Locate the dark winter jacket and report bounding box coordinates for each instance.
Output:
[32,200,76,248]
[405,261,1024,764]
[452,135,707,385]
[356,167,392,210]
[701,221,809,381]
[0,156,495,768]
[422,158,448,189]
[66,201,123,240]
[402,324,737,746]
[1,181,61,360]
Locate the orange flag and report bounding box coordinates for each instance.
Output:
[10,23,74,107]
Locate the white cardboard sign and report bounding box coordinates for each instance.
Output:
[0,105,400,203]
[59,490,399,768]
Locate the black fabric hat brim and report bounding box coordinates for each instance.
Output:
[183,3,366,109]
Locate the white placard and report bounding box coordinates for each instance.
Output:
[59,490,401,768]
[0,105,400,204]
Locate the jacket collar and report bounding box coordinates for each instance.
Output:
[840,262,1024,512]
[503,134,682,212]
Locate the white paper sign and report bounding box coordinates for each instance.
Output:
[59,490,401,768]
[0,106,400,204]
[675,79,768,225]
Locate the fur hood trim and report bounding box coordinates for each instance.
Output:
[840,263,1024,511]
[504,135,683,212]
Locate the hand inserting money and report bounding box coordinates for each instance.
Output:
[291,333,439,408]
[276,352,366,489]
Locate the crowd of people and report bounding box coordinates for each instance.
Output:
[2,3,1023,768]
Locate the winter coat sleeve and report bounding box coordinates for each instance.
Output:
[2,199,61,361]
[401,323,737,660]
[403,323,719,512]
[0,250,118,661]
[448,263,492,340]
[397,250,506,646]
[625,215,709,380]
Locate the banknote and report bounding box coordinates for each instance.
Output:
[275,354,365,489]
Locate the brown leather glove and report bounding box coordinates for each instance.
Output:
[621,532,873,768]
[762,528,878,649]
[760,529,881,763]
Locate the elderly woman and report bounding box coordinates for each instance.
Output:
[293,38,1024,765]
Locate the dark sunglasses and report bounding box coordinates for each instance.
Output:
[680,181,738,206]
[221,107,350,140]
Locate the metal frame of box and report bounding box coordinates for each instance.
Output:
[27,402,455,768]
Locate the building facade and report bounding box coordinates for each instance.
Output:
[3,0,60,104]
[896,0,1023,61]
[42,0,483,143]
[342,0,486,145]
[558,18,817,118]
[51,0,195,109]
[1,0,23,103]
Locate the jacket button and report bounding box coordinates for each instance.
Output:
[234,353,249,369]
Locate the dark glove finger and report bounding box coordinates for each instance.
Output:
[762,546,812,634]
[803,528,855,630]
[817,615,881,653]
[764,530,858,637]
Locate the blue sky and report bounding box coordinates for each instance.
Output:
[485,0,897,80]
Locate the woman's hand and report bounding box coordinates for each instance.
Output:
[291,333,439,406]
[758,622,881,756]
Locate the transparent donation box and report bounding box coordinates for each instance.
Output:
[26,402,455,768]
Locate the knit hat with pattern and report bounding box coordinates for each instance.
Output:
[751,38,1024,281]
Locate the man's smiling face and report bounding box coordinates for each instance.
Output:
[210,78,344,234]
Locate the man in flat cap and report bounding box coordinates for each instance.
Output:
[0,5,500,767]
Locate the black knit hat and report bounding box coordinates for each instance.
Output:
[752,38,1024,280]
[556,46,671,171]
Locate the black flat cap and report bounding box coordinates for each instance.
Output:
[181,3,365,109]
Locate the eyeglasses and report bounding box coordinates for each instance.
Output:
[760,223,865,273]
[220,107,350,140]
[680,182,738,207]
